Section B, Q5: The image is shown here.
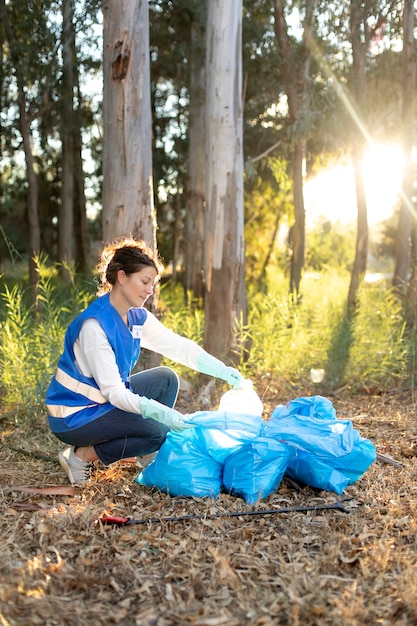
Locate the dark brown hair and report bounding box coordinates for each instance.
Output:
[96,236,163,295]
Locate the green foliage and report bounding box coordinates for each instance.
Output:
[1,0,103,262]
[155,281,205,383]
[0,259,94,413]
[244,158,292,284]
[305,220,356,271]
[243,270,347,383]
[157,269,414,394]
[346,285,408,389]
[158,282,204,345]
[239,269,413,392]
[0,263,414,420]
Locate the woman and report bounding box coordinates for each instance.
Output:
[46,237,243,486]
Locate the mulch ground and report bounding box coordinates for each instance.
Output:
[1,381,417,626]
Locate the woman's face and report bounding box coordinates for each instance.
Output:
[116,265,158,309]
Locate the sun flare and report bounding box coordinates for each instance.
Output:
[304,143,404,227]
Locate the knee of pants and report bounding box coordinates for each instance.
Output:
[130,366,180,407]
[158,366,180,389]
[149,424,170,450]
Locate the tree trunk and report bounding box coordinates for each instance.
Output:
[204,0,247,361]
[102,0,156,246]
[260,210,281,285]
[73,54,90,273]
[402,0,417,318]
[290,141,305,298]
[347,143,368,313]
[73,123,90,273]
[347,0,369,315]
[274,0,312,299]
[395,0,416,303]
[184,8,206,299]
[59,0,75,280]
[408,223,417,327]
[0,0,40,303]
[0,18,3,274]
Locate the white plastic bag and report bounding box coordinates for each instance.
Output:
[218,379,263,417]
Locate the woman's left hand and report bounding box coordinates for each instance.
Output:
[219,366,243,388]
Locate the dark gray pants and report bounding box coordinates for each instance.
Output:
[54,366,179,465]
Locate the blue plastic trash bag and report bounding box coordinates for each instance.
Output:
[264,412,354,457]
[185,409,264,438]
[135,410,265,498]
[135,396,376,500]
[135,428,223,498]
[197,427,254,464]
[331,431,376,483]
[135,419,260,498]
[285,433,376,495]
[285,447,351,495]
[264,395,376,493]
[223,437,290,504]
[285,395,337,420]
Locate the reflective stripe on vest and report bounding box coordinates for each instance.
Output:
[46,367,108,418]
[46,403,93,418]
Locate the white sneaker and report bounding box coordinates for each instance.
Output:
[58,446,95,486]
[136,451,157,469]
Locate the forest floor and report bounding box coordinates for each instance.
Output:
[1,379,417,626]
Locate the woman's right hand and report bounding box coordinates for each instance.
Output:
[140,397,195,432]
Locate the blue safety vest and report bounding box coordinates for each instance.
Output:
[46,293,147,433]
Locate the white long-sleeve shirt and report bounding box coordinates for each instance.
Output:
[73,311,207,414]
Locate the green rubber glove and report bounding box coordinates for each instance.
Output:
[196,352,243,388]
[140,397,195,432]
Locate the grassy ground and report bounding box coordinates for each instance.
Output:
[1,379,417,626]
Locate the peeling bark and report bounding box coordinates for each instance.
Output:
[102,0,156,246]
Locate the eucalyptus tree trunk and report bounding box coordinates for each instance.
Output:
[73,48,90,273]
[290,142,306,298]
[401,0,417,318]
[0,0,40,303]
[102,0,156,246]
[60,0,75,280]
[347,0,369,315]
[204,0,247,360]
[73,116,90,273]
[274,0,313,299]
[0,21,3,274]
[394,0,416,305]
[184,6,206,299]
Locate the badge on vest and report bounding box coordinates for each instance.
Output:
[131,325,143,339]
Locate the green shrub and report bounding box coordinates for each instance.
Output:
[305,220,356,272]
[0,259,94,413]
[245,269,349,385]
[0,262,414,418]
[242,269,412,392]
[344,283,408,390]
[155,282,205,383]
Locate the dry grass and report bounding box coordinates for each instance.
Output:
[1,381,417,626]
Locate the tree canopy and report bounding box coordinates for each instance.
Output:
[0,0,415,307]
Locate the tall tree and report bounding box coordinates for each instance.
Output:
[59,0,91,275]
[346,0,369,314]
[184,2,207,299]
[0,0,41,302]
[204,0,247,360]
[402,0,416,318]
[0,0,99,273]
[0,11,4,273]
[73,75,90,274]
[394,0,416,302]
[102,0,156,245]
[273,0,314,299]
[60,0,75,277]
